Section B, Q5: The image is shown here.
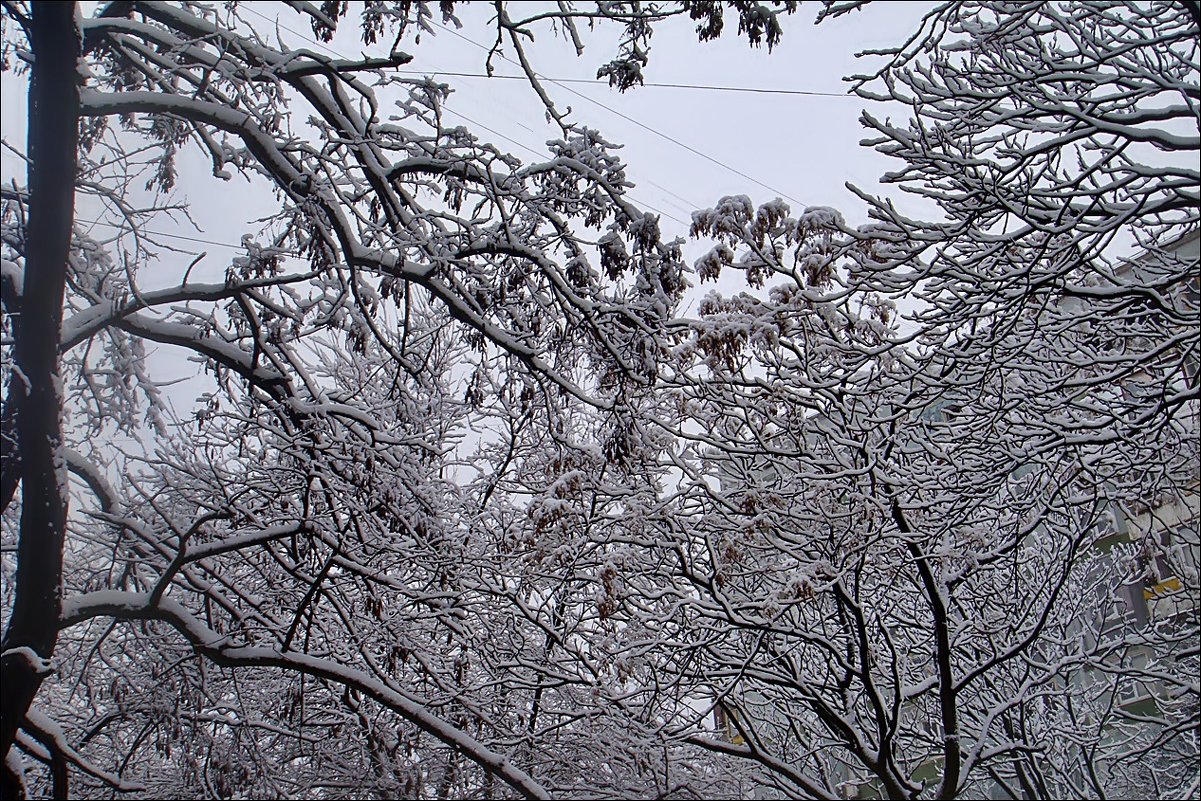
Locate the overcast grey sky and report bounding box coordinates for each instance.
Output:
[298,2,936,230]
[0,2,937,268]
[359,1,937,230]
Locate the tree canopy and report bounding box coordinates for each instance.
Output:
[0,1,1197,799]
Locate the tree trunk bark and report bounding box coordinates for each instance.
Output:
[0,0,80,761]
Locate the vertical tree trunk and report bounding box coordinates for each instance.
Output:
[0,0,80,760]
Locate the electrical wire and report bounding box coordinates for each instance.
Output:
[392,69,852,98]
[75,217,263,252]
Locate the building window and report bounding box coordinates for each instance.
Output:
[713,704,745,745]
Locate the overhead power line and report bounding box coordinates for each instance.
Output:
[77,218,256,251]
[395,69,852,98]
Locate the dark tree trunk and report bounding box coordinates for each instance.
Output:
[0,0,80,762]
[0,392,18,513]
